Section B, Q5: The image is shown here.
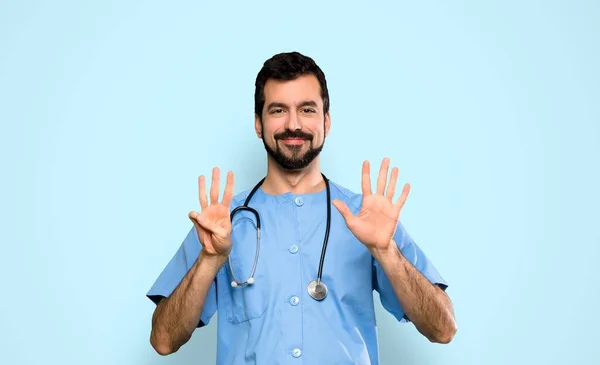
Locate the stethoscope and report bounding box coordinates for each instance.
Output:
[228,173,331,301]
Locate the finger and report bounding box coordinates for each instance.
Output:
[386,167,399,201]
[221,171,234,207]
[198,176,208,211]
[394,183,411,212]
[189,211,202,231]
[377,157,390,195]
[332,199,354,225]
[210,167,220,205]
[361,160,372,196]
[192,214,227,238]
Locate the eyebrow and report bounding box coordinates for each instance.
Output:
[298,100,318,108]
[266,100,319,110]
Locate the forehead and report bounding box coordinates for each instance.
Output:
[263,74,322,105]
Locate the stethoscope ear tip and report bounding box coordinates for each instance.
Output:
[231,278,255,287]
[228,173,331,301]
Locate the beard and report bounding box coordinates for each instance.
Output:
[261,129,325,170]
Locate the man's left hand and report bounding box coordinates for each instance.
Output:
[333,157,410,255]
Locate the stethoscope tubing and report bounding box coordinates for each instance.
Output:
[228,174,331,295]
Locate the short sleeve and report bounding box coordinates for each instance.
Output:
[146,226,218,327]
[373,221,448,323]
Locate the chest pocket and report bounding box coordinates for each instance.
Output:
[217,213,268,324]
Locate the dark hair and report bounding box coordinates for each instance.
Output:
[254,52,330,119]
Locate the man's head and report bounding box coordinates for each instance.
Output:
[254,52,331,170]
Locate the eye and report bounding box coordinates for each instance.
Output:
[302,108,316,113]
[270,108,284,114]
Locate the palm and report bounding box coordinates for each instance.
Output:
[352,195,400,249]
[189,168,235,257]
[333,158,410,251]
[195,204,231,255]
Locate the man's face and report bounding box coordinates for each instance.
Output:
[255,74,331,170]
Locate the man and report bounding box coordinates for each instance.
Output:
[146,51,457,364]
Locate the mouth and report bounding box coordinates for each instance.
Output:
[280,138,307,146]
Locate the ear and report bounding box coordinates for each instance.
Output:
[254,114,262,138]
[324,112,331,137]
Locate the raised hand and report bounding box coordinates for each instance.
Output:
[188,167,234,257]
[332,158,410,253]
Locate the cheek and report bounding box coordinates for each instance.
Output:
[262,125,280,143]
[311,123,326,139]
[265,120,291,139]
[265,125,278,137]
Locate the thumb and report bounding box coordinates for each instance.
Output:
[188,211,203,231]
[191,214,227,238]
[332,199,354,225]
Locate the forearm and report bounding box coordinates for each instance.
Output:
[373,241,457,343]
[150,251,226,355]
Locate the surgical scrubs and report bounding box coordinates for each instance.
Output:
[147,180,448,364]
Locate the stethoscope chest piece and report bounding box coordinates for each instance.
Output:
[307,279,328,301]
[229,173,332,302]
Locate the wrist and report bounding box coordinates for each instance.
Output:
[198,250,228,271]
[370,239,401,266]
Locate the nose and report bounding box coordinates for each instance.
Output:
[285,110,301,131]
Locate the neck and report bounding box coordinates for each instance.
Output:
[261,157,326,195]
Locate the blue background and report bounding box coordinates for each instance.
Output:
[1,1,599,364]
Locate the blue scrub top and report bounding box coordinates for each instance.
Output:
[147,180,448,365]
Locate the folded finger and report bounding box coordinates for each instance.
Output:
[189,211,202,230]
[196,216,227,238]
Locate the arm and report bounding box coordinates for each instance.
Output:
[149,168,235,355]
[372,241,457,343]
[332,159,457,343]
[150,252,226,355]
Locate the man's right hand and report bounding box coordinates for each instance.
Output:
[151,167,234,356]
[188,167,234,258]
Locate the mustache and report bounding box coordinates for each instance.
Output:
[275,131,313,140]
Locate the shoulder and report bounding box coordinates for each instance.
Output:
[229,188,253,209]
[328,180,364,214]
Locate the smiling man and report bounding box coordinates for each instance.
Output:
[146,51,457,365]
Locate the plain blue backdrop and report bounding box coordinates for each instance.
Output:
[1,1,599,364]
